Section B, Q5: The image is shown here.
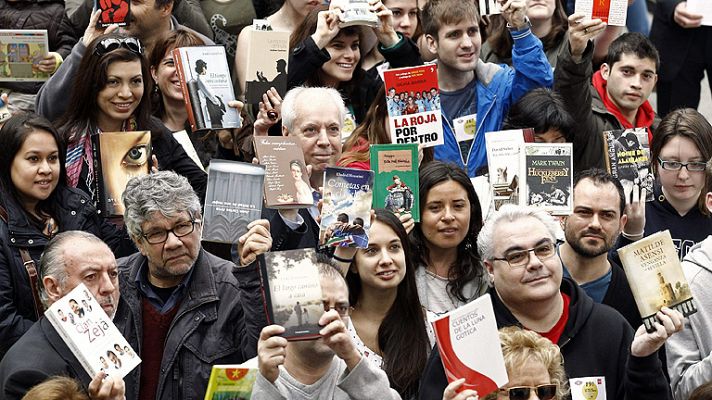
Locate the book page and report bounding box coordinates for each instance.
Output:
[688,0,712,26]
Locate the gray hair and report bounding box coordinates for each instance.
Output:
[122,171,201,242]
[281,86,347,132]
[477,205,562,261]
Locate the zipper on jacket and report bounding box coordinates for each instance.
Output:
[465,94,497,174]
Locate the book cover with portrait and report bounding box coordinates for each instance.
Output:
[253,136,314,209]
[370,143,419,221]
[0,30,50,82]
[45,283,141,379]
[94,0,130,27]
[519,143,573,216]
[319,167,374,248]
[173,46,241,131]
[602,127,653,202]
[485,129,534,211]
[244,28,289,104]
[91,130,152,217]
[204,367,258,400]
[261,249,324,341]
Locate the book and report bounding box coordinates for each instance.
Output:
[203,367,258,400]
[384,64,444,148]
[617,230,697,332]
[253,136,314,209]
[95,0,130,27]
[519,143,573,215]
[485,129,534,211]
[173,46,241,131]
[45,283,141,379]
[478,0,502,15]
[203,160,265,244]
[173,130,206,172]
[91,131,152,217]
[602,128,653,202]
[244,28,289,104]
[0,95,9,123]
[319,167,374,248]
[575,0,628,26]
[261,249,324,340]
[338,0,379,28]
[370,143,419,222]
[0,30,50,82]
[687,0,712,26]
[431,294,508,396]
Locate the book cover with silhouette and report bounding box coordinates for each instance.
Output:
[319,167,374,248]
[617,230,697,332]
[261,249,324,341]
[431,294,508,396]
[0,30,50,82]
[370,143,419,222]
[91,131,152,217]
[203,367,258,400]
[485,129,534,212]
[575,0,628,25]
[519,143,573,215]
[203,160,265,244]
[253,136,314,209]
[245,28,289,104]
[174,46,241,131]
[602,127,653,202]
[45,283,141,379]
[95,0,130,27]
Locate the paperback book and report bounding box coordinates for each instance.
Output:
[174,46,241,131]
[617,230,697,332]
[338,0,379,28]
[95,0,130,27]
[602,127,653,202]
[431,294,508,396]
[244,28,289,104]
[204,367,258,400]
[45,283,141,379]
[519,143,573,215]
[203,160,265,244]
[575,0,628,26]
[478,0,502,15]
[384,64,444,148]
[261,249,324,340]
[370,143,419,221]
[319,167,374,248]
[253,136,314,209]
[0,30,50,82]
[484,129,534,211]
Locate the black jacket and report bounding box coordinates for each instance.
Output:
[263,208,320,252]
[418,278,671,400]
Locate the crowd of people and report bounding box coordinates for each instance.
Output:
[1,0,712,399]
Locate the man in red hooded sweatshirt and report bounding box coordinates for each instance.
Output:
[554,13,659,173]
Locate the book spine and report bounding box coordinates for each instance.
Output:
[258,259,275,326]
[45,312,96,377]
[90,134,106,215]
[172,48,202,131]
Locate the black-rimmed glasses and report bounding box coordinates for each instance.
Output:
[94,37,144,57]
[141,219,201,244]
[491,240,562,268]
[499,383,558,400]
[657,157,707,172]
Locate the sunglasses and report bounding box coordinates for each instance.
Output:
[94,37,144,57]
[499,384,558,400]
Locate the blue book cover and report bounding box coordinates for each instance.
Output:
[319,167,374,248]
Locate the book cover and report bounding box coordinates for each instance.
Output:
[687,0,712,26]
[338,0,379,28]
[478,0,502,15]
[92,131,152,217]
[485,129,533,211]
[602,128,653,202]
[253,136,314,209]
[319,167,374,248]
[245,29,289,104]
[95,0,130,27]
[384,65,444,148]
[370,143,419,222]
[44,283,141,379]
[173,46,241,131]
[0,30,50,82]
[617,230,697,332]
[203,160,265,244]
[431,294,508,396]
[173,130,206,172]
[261,249,324,340]
[0,95,9,123]
[519,143,573,215]
[203,367,257,400]
[575,0,627,26]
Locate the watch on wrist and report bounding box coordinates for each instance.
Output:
[507,16,532,32]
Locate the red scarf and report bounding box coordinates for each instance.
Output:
[592,70,655,142]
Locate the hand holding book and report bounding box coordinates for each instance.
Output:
[257,325,289,383]
[443,378,479,400]
[88,371,125,400]
[84,10,119,47]
[622,183,646,240]
[566,14,606,61]
[311,9,343,49]
[369,0,400,47]
[629,307,684,358]
[237,219,272,265]
[319,309,362,371]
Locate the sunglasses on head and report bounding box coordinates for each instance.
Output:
[94,37,144,57]
[499,383,558,400]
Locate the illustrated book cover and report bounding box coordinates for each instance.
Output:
[602,127,653,202]
[244,29,289,104]
[0,30,50,82]
[45,283,141,379]
[338,0,379,28]
[319,167,374,248]
[431,294,508,396]
[95,0,130,27]
[485,129,534,211]
[617,230,697,332]
[519,143,573,215]
[203,160,265,244]
[253,136,314,209]
[173,46,241,131]
[261,249,324,340]
[203,367,258,400]
[575,0,627,26]
[370,143,419,221]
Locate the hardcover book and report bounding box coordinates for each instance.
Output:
[95,0,130,27]
[261,249,324,340]
[575,0,628,26]
[617,230,697,332]
[485,129,534,211]
[602,128,653,202]
[0,30,50,82]
[203,160,265,244]
[319,167,374,248]
[253,136,314,209]
[370,143,419,222]
[244,29,289,104]
[384,64,444,148]
[204,367,258,400]
[338,0,379,28]
[91,131,152,217]
[519,143,573,215]
[45,283,141,379]
[173,46,241,131]
[431,294,508,396]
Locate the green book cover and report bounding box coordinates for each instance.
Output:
[203,367,257,400]
[370,143,419,222]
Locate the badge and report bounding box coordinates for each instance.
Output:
[570,376,606,400]
[453,114,476,143]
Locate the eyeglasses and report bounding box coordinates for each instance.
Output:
[94,37,144,57]
[322,301,350,317]
[658,158,707,172]
[141,219,201,244]
[499,384,558,400]
[492,240,562,268]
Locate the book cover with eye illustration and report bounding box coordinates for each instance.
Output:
[602,128,653,202]
[245,28,289,104]
[370,143,419,222]
[319,167,374,248]
[519,143,573,216]
[95,0,130,27]
[92,131,152,217]
[0,30,50,82]
[253,136,314,209]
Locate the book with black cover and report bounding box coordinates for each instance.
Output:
[95,0,130,27]
[602,127,653,202]
[519,143,573,215]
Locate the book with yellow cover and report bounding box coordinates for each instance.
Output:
[203,366,257,400]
